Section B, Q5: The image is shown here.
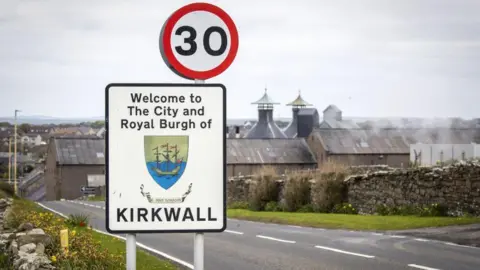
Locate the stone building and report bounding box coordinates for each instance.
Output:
[307,127,480,168]
[227,138,316,177]
[319,105,360,129]
[44,137,105,200]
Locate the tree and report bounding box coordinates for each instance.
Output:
[0,122,11,127]
[91,120,105,129]
[18,123,31,134]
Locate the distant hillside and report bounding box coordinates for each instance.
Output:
[0,116,104,125]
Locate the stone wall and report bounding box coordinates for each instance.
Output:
[227,165,393,204]
[0,198,55,269]
[345,161,480,215]
[228,162,480,216]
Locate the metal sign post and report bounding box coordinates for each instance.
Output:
[194,78,206,270]
[126,233,136,270]
[105,3,237,270]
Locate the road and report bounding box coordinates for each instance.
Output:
[40,200,480,270]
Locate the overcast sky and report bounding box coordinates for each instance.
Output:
[0,0,479,119]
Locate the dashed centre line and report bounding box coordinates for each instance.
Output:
[314,245,375,259]
[413,238,429,242]
[408,264,441,270]
[256,235,296,244]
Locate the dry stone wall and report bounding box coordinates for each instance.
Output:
[0,198,55,270]
[346,161,480,215]
[227,161,480,216]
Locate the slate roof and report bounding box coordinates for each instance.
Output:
[323,104,341,113]
[312,128,480,154]
[227,138,316,164]
[53,137,105,165]
[319,119,360,129]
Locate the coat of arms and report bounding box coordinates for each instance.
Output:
[140,135,192,204]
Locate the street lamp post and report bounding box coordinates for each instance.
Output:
[14,109,21,195]
[8,137,11,185]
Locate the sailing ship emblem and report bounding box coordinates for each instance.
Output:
[144,135,189,190]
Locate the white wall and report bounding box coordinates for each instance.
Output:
[87,174,105,187]
[410,143,479,166]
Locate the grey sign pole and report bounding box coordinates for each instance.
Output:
[193,79,205,270]
[126,233,136,270]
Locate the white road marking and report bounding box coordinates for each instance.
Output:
[389,235,407,238]
[414,238,429,242]
[445,242,480,249]
[407,264,441,270]
[37,202,194,269]
[225,230,244,235]
[314,245,375,259]
[372,233,384,236]
[256,235,296,244]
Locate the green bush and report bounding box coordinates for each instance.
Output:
[296,204,314,213]
[65,213,90,227]
[229,201,249,209]
[419,203,449,217]
[311,174,347,213]
[0,182,15,197]
[375,203,449,217]
[248,167,280,211]
[283,172,312,212]
[332,203,358,214]
[265,201,281,212]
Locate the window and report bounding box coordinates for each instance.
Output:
[96,152,104,158]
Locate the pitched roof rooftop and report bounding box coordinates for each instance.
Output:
[312,128,480,154]
[227,138,316,164]
[53,137,105,165]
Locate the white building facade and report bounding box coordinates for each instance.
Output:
[410,143,480,166]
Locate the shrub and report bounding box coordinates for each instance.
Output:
[311,163,347,212]
[419,203,449,217]
[65,214,90,227]
[0,182,15,197]
[296,204,314,213]
[248,166,280,211]
[375,203,449,217]
[264,201,281,212]
[332,203,358,215]
[283,171,312,212]
[229,201,249,209]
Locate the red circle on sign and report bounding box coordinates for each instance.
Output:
[161,2,239,80]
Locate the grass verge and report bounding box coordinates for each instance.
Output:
[86,195,106,201]
[227,209,480,231]
[8,199,178,270]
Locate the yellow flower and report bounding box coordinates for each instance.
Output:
[51,256,57,262]
[71,230,76,237]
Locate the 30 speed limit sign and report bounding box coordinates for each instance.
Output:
[160,2,239,80]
